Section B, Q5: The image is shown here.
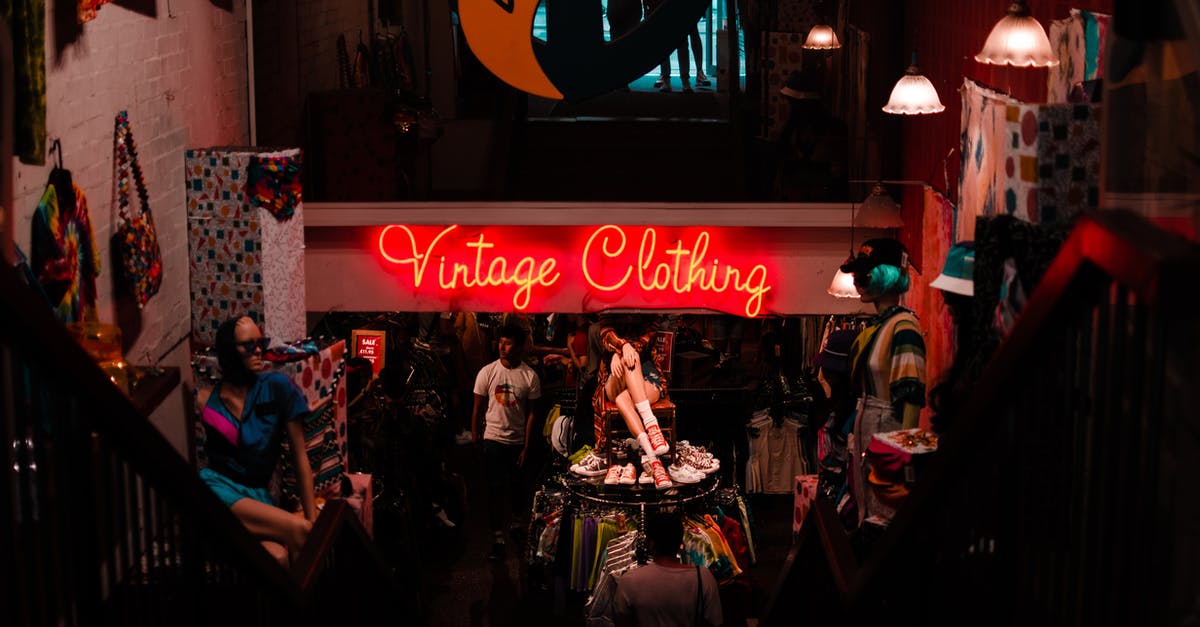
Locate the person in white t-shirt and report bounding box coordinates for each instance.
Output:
[472,322,542,562]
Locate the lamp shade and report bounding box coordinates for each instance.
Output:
[883,53,944,115]
[975,0,1059,67]
[827,268,860,298]
[854,184,905,228]
[803,24,841,50]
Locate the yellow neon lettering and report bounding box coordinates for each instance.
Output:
[582,225,631,292]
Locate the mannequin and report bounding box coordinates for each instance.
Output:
[570,313,672,489]
[841,238,926,526]
[195,317,316,566]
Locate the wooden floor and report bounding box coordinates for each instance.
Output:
[414,438,799,626]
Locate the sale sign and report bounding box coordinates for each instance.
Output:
[351,329,387,376]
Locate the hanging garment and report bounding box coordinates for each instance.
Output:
[2,0,46,164]
[31,182,101,323]
[746,411,806,494]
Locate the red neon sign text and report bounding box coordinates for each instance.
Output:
[378,225,775,316]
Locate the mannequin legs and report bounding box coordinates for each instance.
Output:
[231,498,314,565]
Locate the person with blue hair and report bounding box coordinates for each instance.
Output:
[839,238,926,527]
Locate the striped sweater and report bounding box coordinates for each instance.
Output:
[849,306,926,408]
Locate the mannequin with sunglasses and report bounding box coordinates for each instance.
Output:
[841,238,926,527]
[194,316,316,567]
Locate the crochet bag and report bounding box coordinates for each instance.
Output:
[112,111,162,307]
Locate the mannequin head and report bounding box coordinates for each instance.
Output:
[840,238,911,309]
[215,316,266,386]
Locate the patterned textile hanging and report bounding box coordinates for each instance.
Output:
[247,152,303,221]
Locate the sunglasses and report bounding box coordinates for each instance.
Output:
[236,337,271,353]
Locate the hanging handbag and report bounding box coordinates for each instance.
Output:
[112,111,163,308]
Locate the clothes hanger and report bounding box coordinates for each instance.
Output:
[47,139,77,210]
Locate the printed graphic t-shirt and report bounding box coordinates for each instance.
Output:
[474,359,542,444]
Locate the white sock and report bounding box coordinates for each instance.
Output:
[635,400,657,427]
[637,432,657,458]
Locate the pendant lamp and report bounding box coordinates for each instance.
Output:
[803,24,841,50]
[827,266,860,298]
[882,52,944,115]
[828,200,861,299]
[854,183,905,228]
[975,0,1059,67]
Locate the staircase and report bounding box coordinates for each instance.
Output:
[762,210,1200,627]
[0,266,408,627]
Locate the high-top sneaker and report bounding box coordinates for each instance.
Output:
[644,423,670,456]
[642,455,673,491]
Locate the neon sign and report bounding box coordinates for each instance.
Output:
[377,224,775,317]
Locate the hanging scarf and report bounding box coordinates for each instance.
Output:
[247,153,303,221]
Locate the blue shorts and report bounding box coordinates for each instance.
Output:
[641,360,664,391]
[200,467,275,508]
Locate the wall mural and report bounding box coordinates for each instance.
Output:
[458,0,709,101]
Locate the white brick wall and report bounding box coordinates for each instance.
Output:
[10,1,249,453]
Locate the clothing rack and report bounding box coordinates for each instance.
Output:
[561,476,721,564]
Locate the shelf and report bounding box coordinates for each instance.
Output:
[128,366,181,416]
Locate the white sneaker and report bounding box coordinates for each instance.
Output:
[668,462,703,484]
[603,464,623,485]
[638,471,654,485]
[570,452,609,477]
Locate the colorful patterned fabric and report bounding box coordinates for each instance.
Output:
[247,153,303,221]
[959,79,1021,241]
[77,0,113,22]
[2,0,46,164]
[1003,103,1041,222]
[32,182,101,323]
[1047,12,1085,104]
[1035,104,1101,224]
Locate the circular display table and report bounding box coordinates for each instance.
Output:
[561,472,720,507]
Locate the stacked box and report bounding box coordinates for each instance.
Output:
[185,147,306,346]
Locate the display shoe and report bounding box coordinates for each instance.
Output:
[645,424,670,456]
[570,452,609,477]
[642,456,673,490]
[619,463,638,485]
[668,462,703,484]
[638,471,654,485]
[696,72,712,86]
[686,451,720,475]
[603,464,623,485]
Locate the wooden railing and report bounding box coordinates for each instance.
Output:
[763,210,1200,627]
[0,265,402,627]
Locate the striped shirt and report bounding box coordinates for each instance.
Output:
[849,306,926,408]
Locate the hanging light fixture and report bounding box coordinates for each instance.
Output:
[882,52,944,115]
[975,0,1059,67]
[803,24,841,50]
[828,200,861,299]
[827,265,859,298]
[854,183,905,228]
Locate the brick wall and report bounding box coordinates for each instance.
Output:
[10,1,250,453]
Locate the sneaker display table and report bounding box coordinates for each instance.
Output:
[562,472,720,566]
